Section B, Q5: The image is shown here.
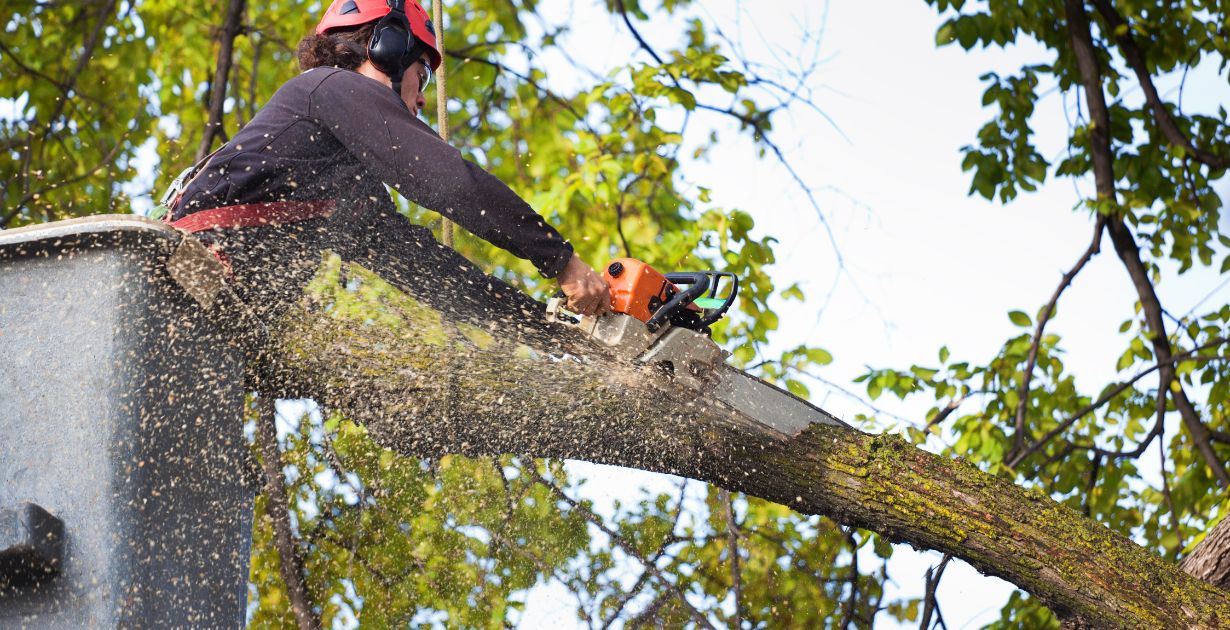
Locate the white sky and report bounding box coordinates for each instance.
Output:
[512,0,1230,627]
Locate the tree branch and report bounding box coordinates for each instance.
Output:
[1090,0,1229,170]
[530,469,718,630]
[196,0,247,162]
[836,528,860,629]
[257,396,321,630]
[613,0,665,66]
[1158,437,1184,554]
[719,489,745,628]
[268,255,1230,626]
[919,554,951,630]
[1010,216,1105,461]
[34,0,118,163]
[600,481,688,629]
[1006,336,1229,469]
[1182,515,1230,591]
[1063,0,1229,487]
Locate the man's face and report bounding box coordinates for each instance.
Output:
[399,56,432,117]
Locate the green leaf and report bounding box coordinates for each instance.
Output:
[1009,310,1032,327]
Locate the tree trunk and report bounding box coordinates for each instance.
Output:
[257,254,1230,629]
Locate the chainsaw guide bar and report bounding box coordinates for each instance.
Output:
[546,280,846,439]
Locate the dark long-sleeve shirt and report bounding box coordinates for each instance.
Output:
[176,66,573,278]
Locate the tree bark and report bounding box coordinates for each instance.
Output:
[259,254,1230,629]
[1184,517,1230,591]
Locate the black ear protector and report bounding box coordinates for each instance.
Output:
[367,0,421,96]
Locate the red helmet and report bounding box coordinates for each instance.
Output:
[316,0,441,71]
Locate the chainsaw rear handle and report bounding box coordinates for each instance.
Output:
[645,272,710,333]
[667,271,739,327]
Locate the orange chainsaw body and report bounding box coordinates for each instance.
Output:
[603,258,683,323]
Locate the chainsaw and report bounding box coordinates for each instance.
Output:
[545,258,846,437]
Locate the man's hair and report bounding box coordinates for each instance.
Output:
[296,23,376,72]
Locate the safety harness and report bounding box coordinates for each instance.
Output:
[156,153,336,276]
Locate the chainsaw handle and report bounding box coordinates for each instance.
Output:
[665,271,739,327]
[645,272,709,333]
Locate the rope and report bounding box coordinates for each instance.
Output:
[432,0,453,247]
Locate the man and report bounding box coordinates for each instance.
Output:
[169,0,611,322]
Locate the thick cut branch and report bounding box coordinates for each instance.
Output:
[262,255,1230,628]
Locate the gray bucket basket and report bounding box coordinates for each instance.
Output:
[0,216,254,628]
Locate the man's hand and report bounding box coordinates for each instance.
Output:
[557,253,612,316]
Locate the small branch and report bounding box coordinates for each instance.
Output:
[926,395,967,430]
[1065,0,1229,488]
[719,489,745,628]
[10,136,127,212]
[600,483,692,630]
[196,0,247,162]
[1090,0,1228,169]
[34,0,118,162]
[1158,437,1185,554]
[836,528,860,629]
[257,396,321,630]
[1010,216,1105,460]
[1105,217,1228,486]
[1006,336,1229,469]
[1082,453,1102,517]
[919,554,951,630]
[613,0,666,66]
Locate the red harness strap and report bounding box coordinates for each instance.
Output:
[168,200,336,233]
[166,200,336,278]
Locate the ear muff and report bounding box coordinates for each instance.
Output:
[367,0,418,96]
